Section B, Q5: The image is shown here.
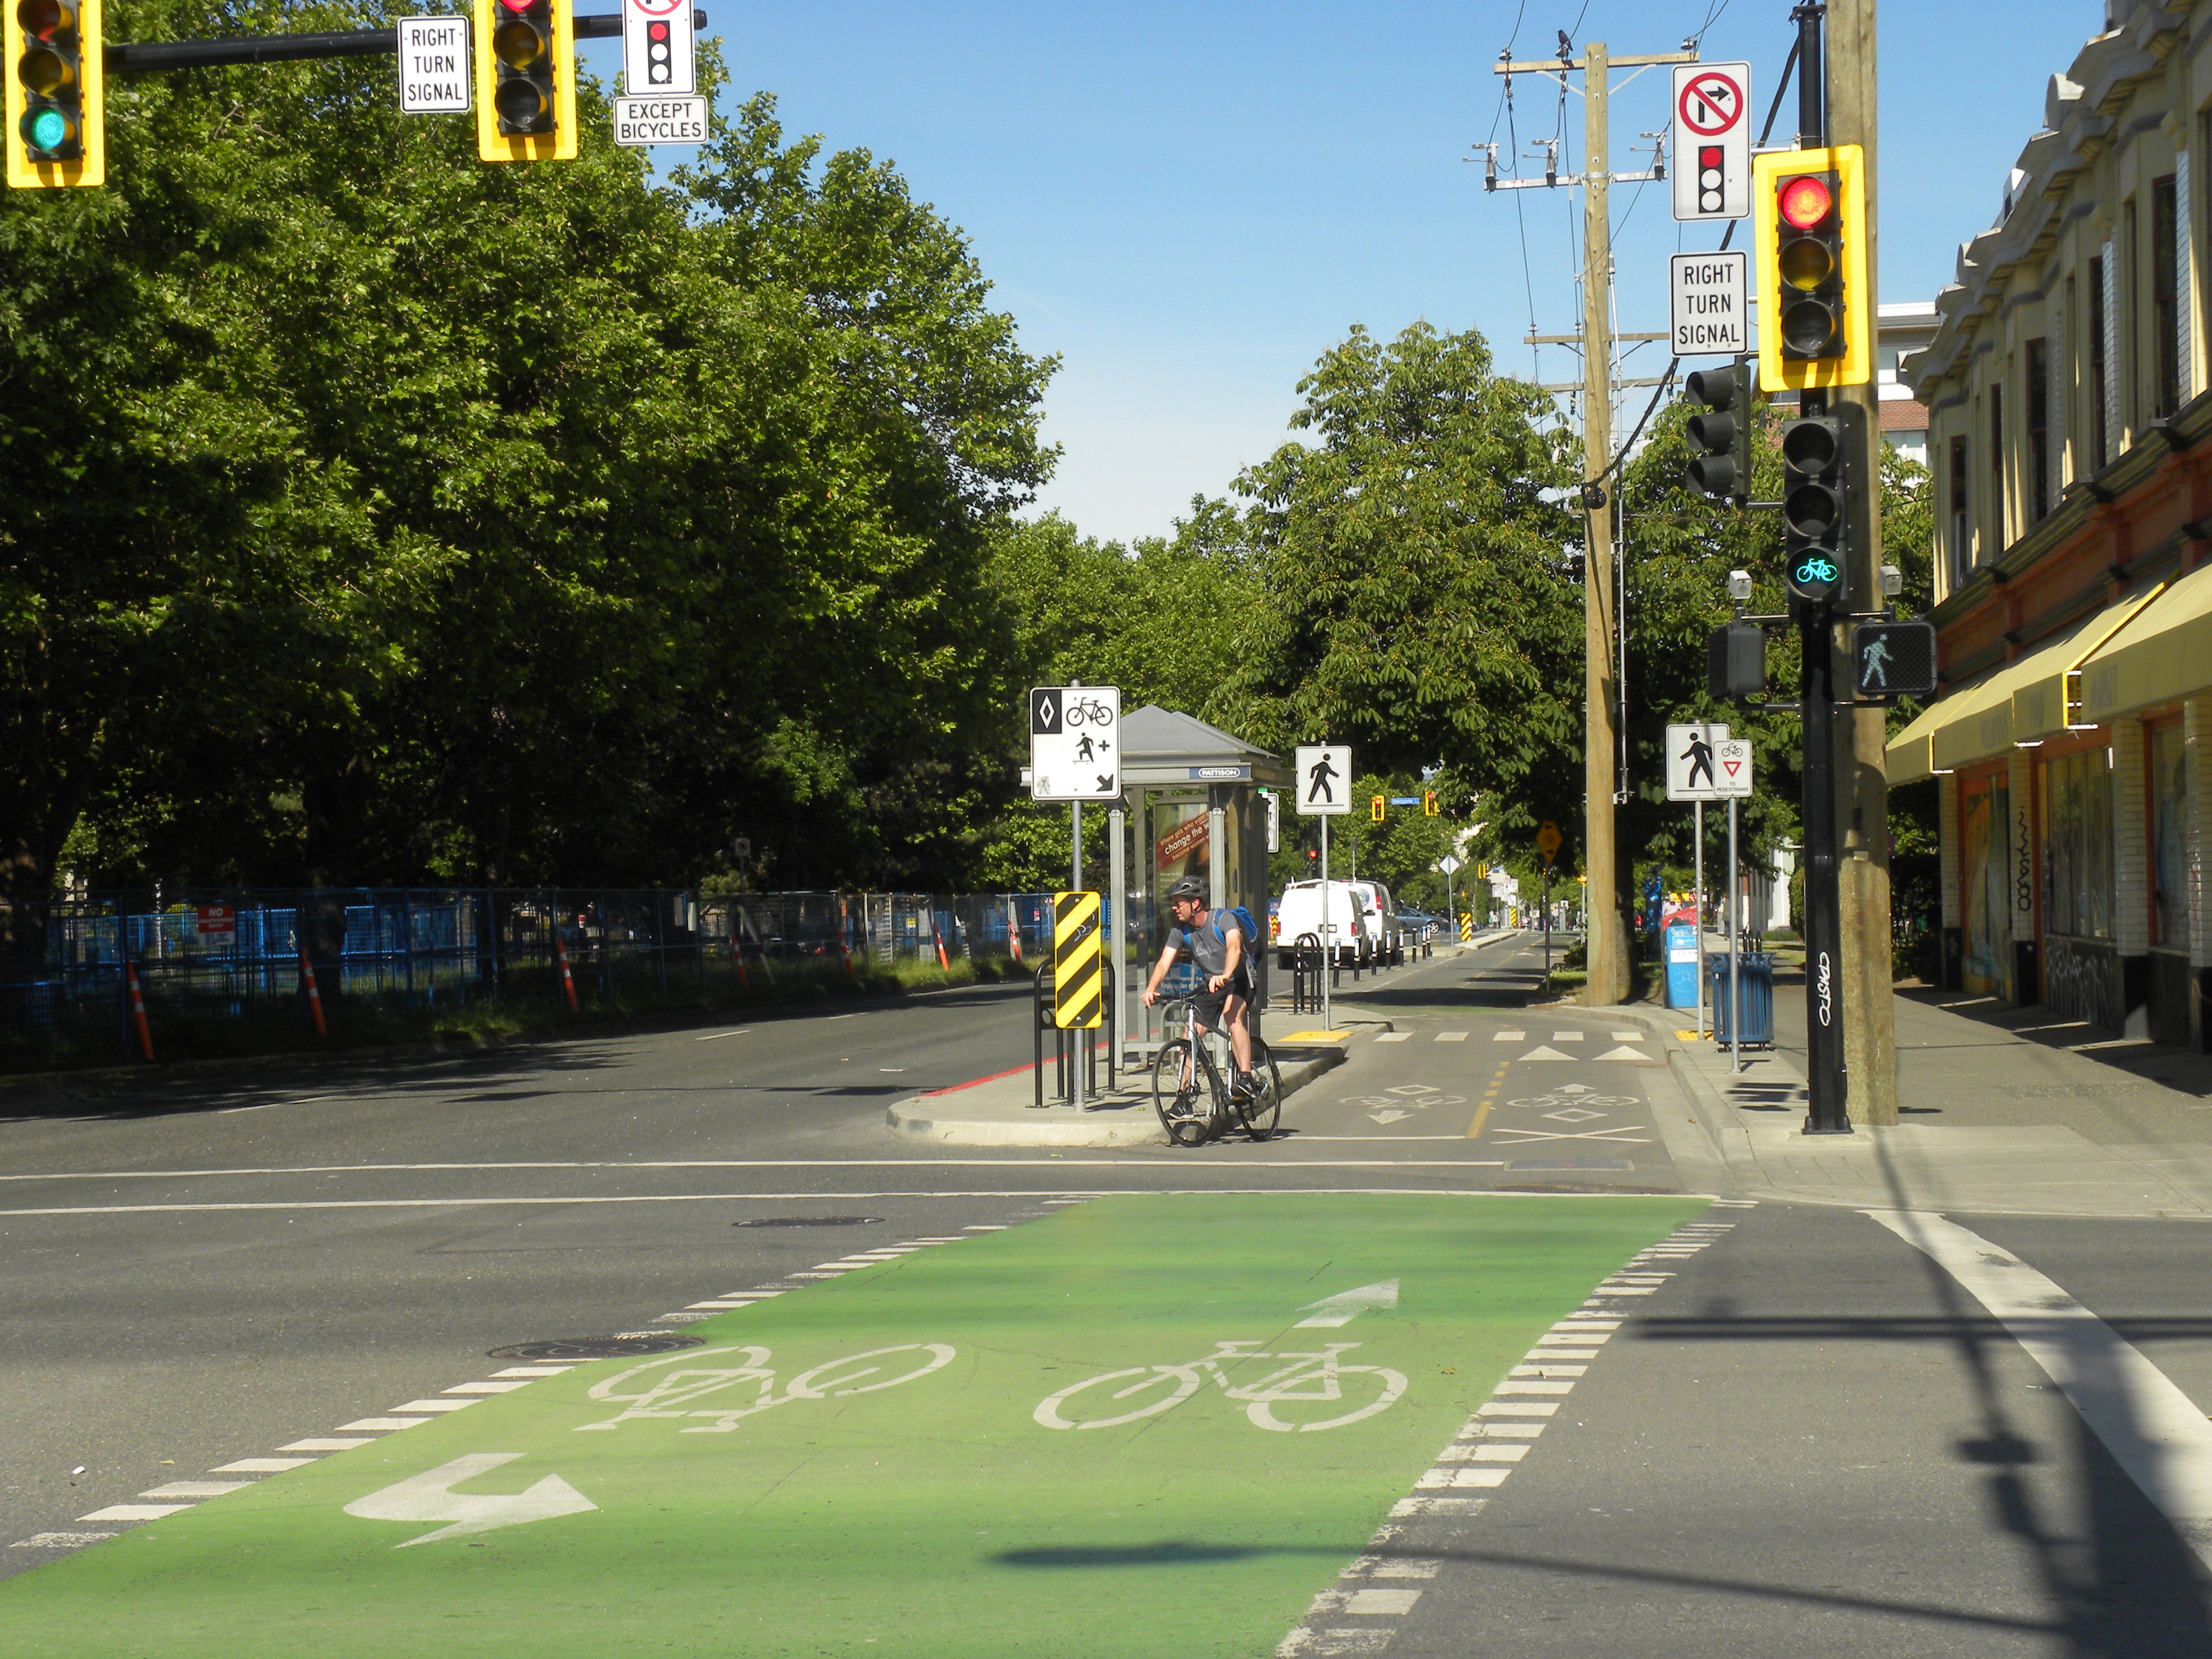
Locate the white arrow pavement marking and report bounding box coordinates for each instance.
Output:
[1296,1279,1400,1328]
[1369,1109,1413,1124]
[344,1453,597,1547]
[1868,1210,2212,1572]
[1517,1046,1574,1062]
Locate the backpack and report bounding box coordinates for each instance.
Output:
[1212,906,1260,951]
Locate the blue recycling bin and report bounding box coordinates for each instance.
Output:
[1663,924,1700,1009]
[1708,952,1775,1046]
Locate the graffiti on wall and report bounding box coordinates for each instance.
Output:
[2044,936,2121,1032]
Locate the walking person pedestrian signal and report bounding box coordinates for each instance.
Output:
[1681,731,1716,791]
[1307,755,1338,804]
[1850,619,1937,700]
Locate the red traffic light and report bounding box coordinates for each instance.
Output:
[1779,174,1834,229]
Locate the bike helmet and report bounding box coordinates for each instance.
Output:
[1166,875,1207,903]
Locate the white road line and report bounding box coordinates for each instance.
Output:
[1608,1031,1641,1042]
[1434,1032,1468,1042]
[442,1380,530,1395]
[493,1365,577,1378]
[1375,1032,1411,1042]
[281,1438,373,1452]
[10,1531,116,1550]
[1493,1031,1524,1041]
[1477,1401,1558,1416]
[139,1481,250,1499]
[390,1399,477,1413]
[1869,1208,2212,1572]
[693,1029,753,1041]
[214,1457,319,1473]
[1550,1031,1584,1042]
[80,1504,192,1522]
[335,1418,428,1433]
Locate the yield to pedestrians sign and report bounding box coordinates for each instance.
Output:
[1295,745,1352,815]
[1029,685,1120,800]
[1667,722,1751,800]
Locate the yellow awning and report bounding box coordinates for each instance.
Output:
[2075,559,2212,724]
[2010,582,2166,742]
[1912,610,2126,776]
[1885,702,1940,785]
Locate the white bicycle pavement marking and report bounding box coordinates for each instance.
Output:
[1296,1280,1400,1327]
[576,1342,957,1433]
[345,1453,596,1547]
[1035,1340,1408,1434]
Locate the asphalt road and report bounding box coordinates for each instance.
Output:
[4,935,2209,1655]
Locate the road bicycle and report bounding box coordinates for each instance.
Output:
[1063,694,1116,728]
[1152,997,1281,1145]
[575,1342,956,1433]
[1034,1339,1406,1433]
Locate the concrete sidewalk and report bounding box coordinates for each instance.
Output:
[884,1027,1368,1147]
[1604,989,2212,1219]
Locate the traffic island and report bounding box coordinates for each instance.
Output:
[884,1031,1375,1147]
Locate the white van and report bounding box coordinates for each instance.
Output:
[1347,880,1403,964]
[1275,880,1371,969]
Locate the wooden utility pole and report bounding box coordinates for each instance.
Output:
[1825,0,1898,1124]
[1580,43,1628,1005]
[1490,41,1693,1006]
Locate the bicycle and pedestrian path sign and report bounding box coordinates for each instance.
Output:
[1029,685,1121,801]
[0,1194,1704,1658]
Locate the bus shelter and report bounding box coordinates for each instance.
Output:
[1106,706,1293,1066]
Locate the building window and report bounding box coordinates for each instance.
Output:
[2151,722,2190,948]
[1949,434,1971,580]
[2127,200,2140,432]
[2090,253,2111,469]
[2027,338,2050,522]
[2044,745,2115,941]
[2154,176,2180,419]
[1989,385,2005,549]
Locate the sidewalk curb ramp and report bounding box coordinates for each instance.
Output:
[885,1040,1363,1147]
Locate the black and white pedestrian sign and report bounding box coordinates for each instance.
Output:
[1670,251,1749,354]
[1667,722,1752,800]
[1295,746,1352,816]
[1671,62,1751,222]
[1029,685,1121,801]
[614,0,707,145]
[397,15,471,113]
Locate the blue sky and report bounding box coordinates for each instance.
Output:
[587,2,2105,543]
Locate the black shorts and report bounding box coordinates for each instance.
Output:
[1188,980,1248,1032]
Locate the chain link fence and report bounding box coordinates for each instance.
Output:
[0,888,1059,1067]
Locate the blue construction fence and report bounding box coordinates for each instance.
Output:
[0,888,1063,1061]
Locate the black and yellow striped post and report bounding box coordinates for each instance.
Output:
[1052,891,1103,1031]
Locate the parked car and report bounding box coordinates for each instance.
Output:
[1274,879,1370,968]
[1347,880,1404,964]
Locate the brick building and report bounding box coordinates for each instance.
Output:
[1890,0,2212,1044]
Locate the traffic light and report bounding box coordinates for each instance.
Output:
[1683,363,1755,502]
[1707,620,1766,701]
[1422,790,1438,817]
[5,0,102,188]
[1306,848,1319,869]
[1851,619,1938,700]
[1370,795,1386,823]
[476,0,578,163]
[1778,406,1860,611]
[1751,145,1870,390]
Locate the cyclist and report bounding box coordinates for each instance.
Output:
[1140,875,1257,1094]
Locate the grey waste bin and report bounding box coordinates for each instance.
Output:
[1708,952,1775,1046]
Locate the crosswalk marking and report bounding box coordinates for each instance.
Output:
[1550,1030,1584,1041]
[1609,1031,1641,1042]
[1375,1031,1411,1042]
[1434,1031,1467,1042]
[1493,1031,1524,1041]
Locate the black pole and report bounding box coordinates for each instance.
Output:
[1799,577,1849,1133]
[1542,865,1552,974]
[1793,1,1825,149]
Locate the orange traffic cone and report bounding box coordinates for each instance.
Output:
[125,962,154,1061]
[299,953,327,1037]
[555,933,580,1013]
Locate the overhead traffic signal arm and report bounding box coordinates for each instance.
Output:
[476,0,577,162]
[6,0,102,187]
[1751,145,1871,390]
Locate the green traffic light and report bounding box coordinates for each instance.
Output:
[20,103,69,152]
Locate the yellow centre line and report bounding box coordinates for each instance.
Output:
[1467,1059,1509,1139]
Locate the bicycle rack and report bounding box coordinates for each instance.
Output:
[1290,932,1322,1015]
[1032,961,1113,1107]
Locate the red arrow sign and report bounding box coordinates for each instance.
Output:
[1678,71,1745,136]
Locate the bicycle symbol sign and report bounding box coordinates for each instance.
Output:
[575,1342,956,1433]
[1678,70,1744,135]
[1034,1339,1406,1433]
[1795,556,1839,584]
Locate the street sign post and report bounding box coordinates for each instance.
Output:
[1293,745,1352,1031]
[1670,61,1750,221]
[1669,252,1749,355]
[397,15,471,113]
[1030,686,1121,801]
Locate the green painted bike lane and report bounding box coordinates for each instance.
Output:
[0,1192,1704,1657]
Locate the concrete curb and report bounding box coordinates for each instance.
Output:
[885,1047,1352,1148]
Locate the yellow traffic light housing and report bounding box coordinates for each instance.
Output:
[5,0,102,188]
[1370,795,1385,823]
[1752,144,1870,390]
[1422,790,1437,816]
[476,0,577,162]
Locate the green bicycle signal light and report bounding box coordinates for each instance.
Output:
[1778,410,1856,612]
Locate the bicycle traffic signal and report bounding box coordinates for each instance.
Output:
[5,0,102,188]
[1751,145,1870,390]
[1683,362,1755,502]
[1370,795,1386,823]
[476,0,577,163]
[1779,405,1864,612]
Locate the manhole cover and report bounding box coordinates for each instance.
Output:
[732,1215,883,1228]
[487,1332,707,1361]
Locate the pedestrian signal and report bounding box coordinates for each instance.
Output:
[1370,795,1386,823]
[1752,145,1870,389]
[476,0,577,162]
[1707,620,1765,701]
[1423,790,1438,817]
[5,0,102,187]
[1683,362,1755,501]
[1778,403,1864,612]
[1851,619,1938,700]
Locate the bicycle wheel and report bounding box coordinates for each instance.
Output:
[785,1343,958,1399]
[1152,1040,1209,1146]
[1244,1364,1408,1432]
[1234,1039,1283,1141]
[1034,1365,1202,1430]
